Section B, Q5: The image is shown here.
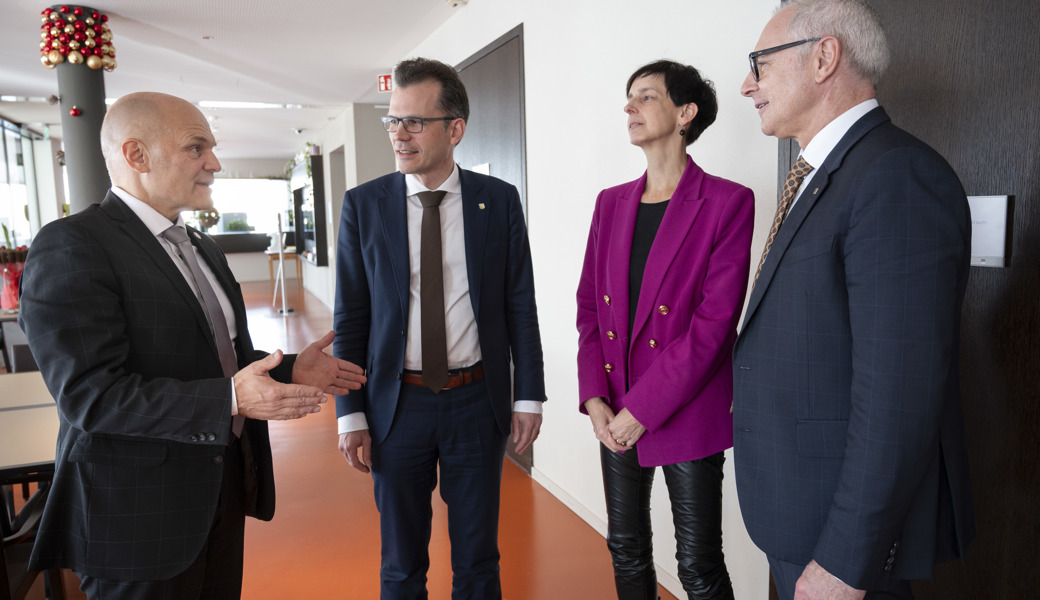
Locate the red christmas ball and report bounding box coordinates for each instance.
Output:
[70,107,81,117]
[59,44,70,55]
[101,14,108,22]
[94,25,103,34]
[73,7,83,16]
[55,18,65,28]
[42,8,53,15]
[59,5,69,13]
[59,33,69,43]
[74,21,86,31]
[95,47,104,56]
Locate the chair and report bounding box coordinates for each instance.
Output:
[1,482,64,600]
[7,347,36,374]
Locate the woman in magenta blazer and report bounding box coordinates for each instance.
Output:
[576,60,754,599]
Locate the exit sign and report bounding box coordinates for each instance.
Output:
[378,74,393,93]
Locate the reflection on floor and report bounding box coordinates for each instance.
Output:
[26,281,677,599]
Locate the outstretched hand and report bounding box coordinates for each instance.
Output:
[292,330,367,395]
[234,350,326,420]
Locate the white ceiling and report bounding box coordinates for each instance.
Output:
[0,0,464,160]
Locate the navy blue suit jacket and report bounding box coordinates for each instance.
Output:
[19,193,292,581]
[733,108,975,589]
[333,169,545,443]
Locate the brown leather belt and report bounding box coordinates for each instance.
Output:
[402,363,485,390]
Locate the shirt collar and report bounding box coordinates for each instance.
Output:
[404,163,461,197]
[801,99,879,168]
[110,186,186,237]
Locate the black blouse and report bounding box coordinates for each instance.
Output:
[628,200,669,339]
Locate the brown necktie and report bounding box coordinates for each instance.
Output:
[752,156,814,288]
[418,191,449,393]
[163,225,244,436]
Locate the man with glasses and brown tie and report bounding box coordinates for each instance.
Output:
[18,91,366,599]
[334,57,545,599]
[732,1,974,598]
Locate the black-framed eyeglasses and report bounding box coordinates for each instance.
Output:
[748,38,821,81]
[380,115,458,133]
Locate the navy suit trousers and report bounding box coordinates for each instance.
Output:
[371,380,507,600]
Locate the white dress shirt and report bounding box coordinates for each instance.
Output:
[112,186,241,413]
[792,99,879,209]
[337,165,540,435]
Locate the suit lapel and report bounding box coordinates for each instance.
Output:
[605,175,642,345]
[100,194,220,358]
[740,107,891,333]
[631,158,706,341]
[459,169,489,318]
[377,174,412,318]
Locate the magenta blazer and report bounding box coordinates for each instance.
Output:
[576,157,754,467]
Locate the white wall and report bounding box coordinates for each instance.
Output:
[313,1,783,597]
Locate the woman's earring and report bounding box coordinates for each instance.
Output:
[679,128,686,137]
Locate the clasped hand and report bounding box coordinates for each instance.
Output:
[584,397,646,453]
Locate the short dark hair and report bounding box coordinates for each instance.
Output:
[393,57,470,124]
[627,60,718,146]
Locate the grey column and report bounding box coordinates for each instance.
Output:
[50,4,110,214]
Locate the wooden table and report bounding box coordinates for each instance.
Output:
[0,372,58,480]
[266,247,302,284]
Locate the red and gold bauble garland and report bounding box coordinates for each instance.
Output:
[39,6,116,71]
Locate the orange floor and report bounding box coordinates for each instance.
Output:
[23,281,677,599]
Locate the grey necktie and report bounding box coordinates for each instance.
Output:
[418,190,449,393]
[163,225,244,436]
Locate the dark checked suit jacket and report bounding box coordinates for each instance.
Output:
[332,169,546,444]
[732,107,975,589]
[19,192,294,581]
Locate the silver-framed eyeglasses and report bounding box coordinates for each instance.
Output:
[748,38,821,81]
[381,115,458,133]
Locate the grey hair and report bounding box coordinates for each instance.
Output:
[780,0,890,86]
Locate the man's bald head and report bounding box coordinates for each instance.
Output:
[100,92,221,220]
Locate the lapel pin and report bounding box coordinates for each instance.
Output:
[478,203,485,210]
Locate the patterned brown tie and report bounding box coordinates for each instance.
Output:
[752,156,814,288]
[163,225,244,436]
[418,191,449,393]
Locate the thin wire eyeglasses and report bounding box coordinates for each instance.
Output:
[380,116,458,133]
[748,38,821,81]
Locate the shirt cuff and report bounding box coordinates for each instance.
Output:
[337,412,370,435]
[230,378,238,416]
[514,400,542,414]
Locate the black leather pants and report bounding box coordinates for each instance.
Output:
[601,444,735,600]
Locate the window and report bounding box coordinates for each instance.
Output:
[185,178,292,236]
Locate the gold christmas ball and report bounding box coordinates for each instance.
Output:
[41,55,54,68]
[42,15,49,23]
[51,39,60,48]
[48,49,64,64]
[101,32,113,42]
[85,17,95,25]
[86,55,103,70]
[102,56,115,69]
[104,58,117,72]
[85,38,96,48]
[69,40,80,49]
[68,50,84,64]
[50,27,60,36]
[41,30,48,39]
[64,25,74,34]
[67,14,77,22]
[102,23,110,32]
[49,12,59,21]
[40,40,47,49]
[85,28,95,38]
